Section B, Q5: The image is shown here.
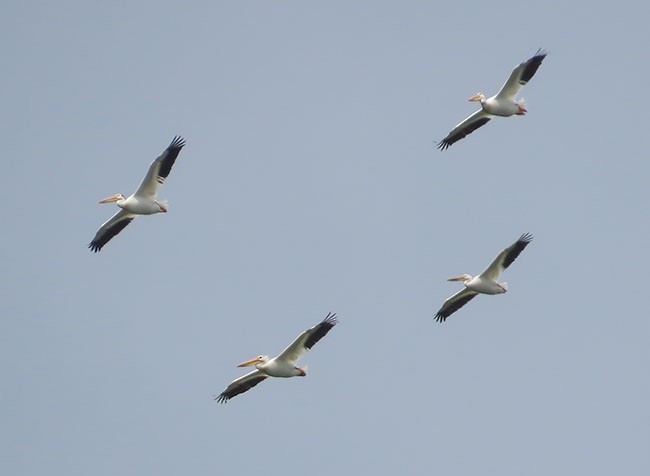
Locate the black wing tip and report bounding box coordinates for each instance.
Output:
[436,140,451,151]
[169,135,186,150]
[214,394,229,404]
[519,232,534,244]
[323,311,338,326]
[518,50,547,84]
[303,312,339,350]
[87,217,134,253]
[501,233,533,269]
[433,293,476,323]
[437,116,491,151]
[215,375,267,403]
[533,48,548,59]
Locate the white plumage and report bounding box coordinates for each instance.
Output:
[438,50,547,150]
[435,234,533,322]
[88,136,185,252]
[216,312,338,403]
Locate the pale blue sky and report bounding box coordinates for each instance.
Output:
[1,1,648,475]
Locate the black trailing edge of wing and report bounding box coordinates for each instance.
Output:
[304,312,338,350]
[519,49,547,85]
[437,117,491,151]
[88,218,134,253]
[158,135,186,180]
[502,233,533,270]
[215,375,268,404]
[434,293,478,322]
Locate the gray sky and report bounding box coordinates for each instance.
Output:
[2,1,648,475]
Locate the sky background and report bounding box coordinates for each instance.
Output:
[1,1,648,475]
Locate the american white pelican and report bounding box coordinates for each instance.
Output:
[88,136,185,252]
[435,233,533,322]
[437,49,547,150]
[216,312,338,403]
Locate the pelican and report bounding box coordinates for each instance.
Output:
[88,136,185,252]
[435,233,533,322]
[437,49,547,150]
[216,312,338,403]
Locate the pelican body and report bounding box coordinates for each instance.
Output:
[216,312,338,403]
[468,92,527,117]
[450,273,508,295]
[237,354,307,378]
[434,233,533,322]
[437,49,547,150]
[88,136,185,252]
[98,193,168,215]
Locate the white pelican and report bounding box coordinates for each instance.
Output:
[88,136,185,252]
[216,312,338,403]
[435,233,533,322]
[437,49,547,150]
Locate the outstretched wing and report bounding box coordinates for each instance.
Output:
[276,312,338,364]
[134,136,186,198]
[495,49,547,101]
[88,209,136,252]
[479,233,533,282]
[437,110,492,151]
[435,287,479,322]
[215,369,268,403]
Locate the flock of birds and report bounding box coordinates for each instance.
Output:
[88,49,547,402]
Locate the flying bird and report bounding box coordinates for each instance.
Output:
[216,312,338,403]
[437,49,547,150]
[88,136,185,252]
[435,233,533,322]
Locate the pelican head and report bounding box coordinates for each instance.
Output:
[468,92,486,103]
[448,274,473,284]
[237,355,270,368]
[98,193,125,204]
